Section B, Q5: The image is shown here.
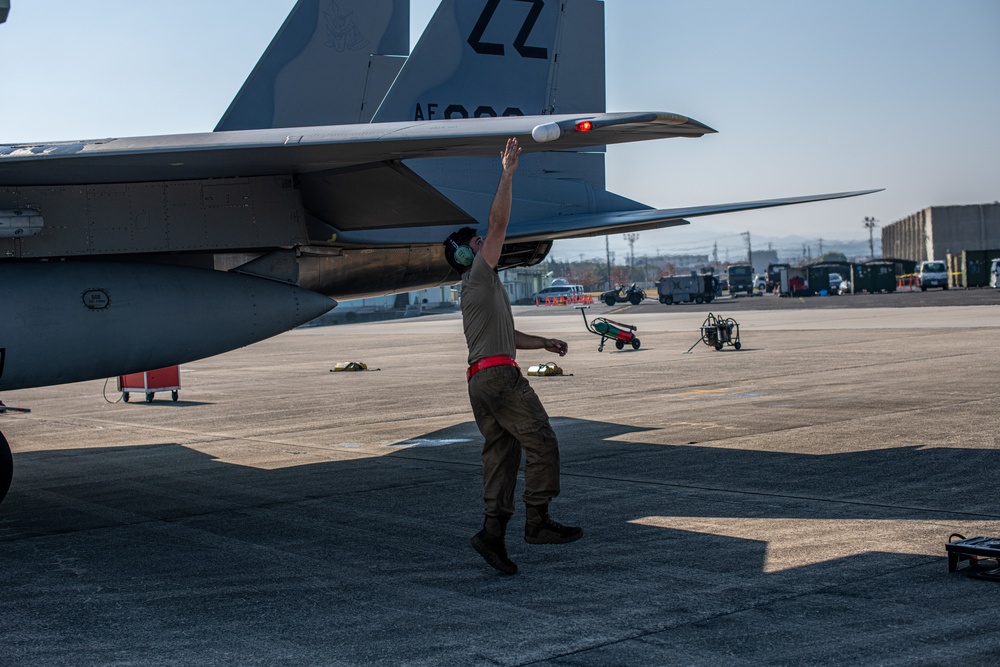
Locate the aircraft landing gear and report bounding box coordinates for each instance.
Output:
[0,431,11,505]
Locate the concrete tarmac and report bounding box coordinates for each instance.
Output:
[1,294,999,665]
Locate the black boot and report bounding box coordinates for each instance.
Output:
[524,504,584,544]
[470,516,518,574]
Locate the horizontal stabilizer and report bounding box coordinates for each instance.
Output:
[322,189,881,246]
[513,189,885,241]
[0,112,714,186]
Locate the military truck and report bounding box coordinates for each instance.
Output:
[656,273,715,305]
[726,264,754,296]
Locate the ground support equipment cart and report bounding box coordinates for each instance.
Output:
[118,366,180,403]
[686,313,741,353]
[578,306,640,351]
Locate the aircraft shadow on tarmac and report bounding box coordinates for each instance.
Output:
[2,417,997,577]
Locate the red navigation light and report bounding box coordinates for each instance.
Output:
[575,120,593,132]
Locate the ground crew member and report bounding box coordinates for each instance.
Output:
[443,137,583,575]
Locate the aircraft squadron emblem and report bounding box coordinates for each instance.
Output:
[324,1,369,52]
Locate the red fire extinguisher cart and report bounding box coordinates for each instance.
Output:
[118,366,180,403]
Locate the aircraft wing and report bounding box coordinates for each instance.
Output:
[322,189,882,246]
[0,112,712,186]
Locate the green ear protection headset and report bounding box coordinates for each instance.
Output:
[449,237,475,267]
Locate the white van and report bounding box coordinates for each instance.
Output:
[917,260,948,291]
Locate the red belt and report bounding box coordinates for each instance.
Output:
[467,355,518,380]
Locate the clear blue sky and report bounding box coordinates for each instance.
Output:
[2,1,997,262]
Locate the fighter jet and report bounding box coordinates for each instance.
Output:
[0,0,876,503]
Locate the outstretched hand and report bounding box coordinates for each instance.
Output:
[544,338,568,357]
[500,137,521,174]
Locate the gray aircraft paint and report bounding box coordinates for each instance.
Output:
[0,262,334,391]
[216,0,410,130]
[373,0,566,122]
[0,113,707,187]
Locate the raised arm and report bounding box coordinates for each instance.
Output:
[479,137,521,269]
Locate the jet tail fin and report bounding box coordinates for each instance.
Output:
[373,0,617,228]
[373,0,604,122]
[216,0,410,131]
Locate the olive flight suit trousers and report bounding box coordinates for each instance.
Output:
[467,365,561,518]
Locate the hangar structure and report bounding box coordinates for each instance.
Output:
[882,203,1000,263]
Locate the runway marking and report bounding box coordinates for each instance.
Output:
[630,516,1000,572]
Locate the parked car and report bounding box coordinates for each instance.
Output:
[917,260,948,290]
[753,274,767,292]
[991,258,1000,288]
[828,273,843,292]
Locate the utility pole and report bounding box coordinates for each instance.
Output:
[712,241,719,267]
[818,238,824,257]
[623,233,639,269]
[863,216,879,259]
[605,236,612,289]
[741,231,752,266]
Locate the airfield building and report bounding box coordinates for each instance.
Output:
[882,203,1000,262]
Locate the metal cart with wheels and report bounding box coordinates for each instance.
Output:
[577,306,640,352]
[118,366,180,403]
[686,313,741,353]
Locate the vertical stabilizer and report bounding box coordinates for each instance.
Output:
[373,0,645,225]
[216,0,409,131]
[374,0,604,123]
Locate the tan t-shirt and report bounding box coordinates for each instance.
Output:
[462,252,516,366]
